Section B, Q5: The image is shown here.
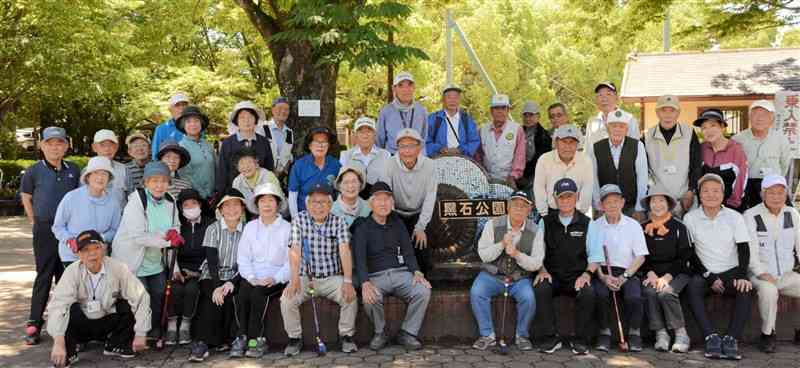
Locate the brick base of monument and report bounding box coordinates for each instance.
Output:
[258,288,800,348]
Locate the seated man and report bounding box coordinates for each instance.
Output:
[685,173,753,360]
[353,181,432,351]
[589,184,648,352]
[280,183,358,356]
[744,175,800,353]
[47,230,150,367]
[533,178,598,355]
[470,190,543,351]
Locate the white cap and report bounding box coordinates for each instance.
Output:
[395,128,423,145]
[750,99,775,113]
[393,71,414,86]
[606,109,632,125]
[93,129,118,144]
[490,94,511,108]
[168,92,190,107]
[353,116,376,132]
[80,156,115,184]
[522,101,540,114]
[761,174,787,190]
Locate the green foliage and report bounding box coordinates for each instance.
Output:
[0,156,89,189]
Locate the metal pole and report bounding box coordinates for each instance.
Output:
[663,9,671,52]
[446,10,453,85]
[450,18,498,95]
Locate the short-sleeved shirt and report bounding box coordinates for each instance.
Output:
[290,211,350,278]
[586,214,649,269]
[684,207,752,274]
[200,220,244,281]
[288,154,341,213]
[21,160,81,221]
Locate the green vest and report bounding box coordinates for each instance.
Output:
[482,216,537,281]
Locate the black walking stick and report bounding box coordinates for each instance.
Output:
[156,246,179,350]
[496,276,512,355]
[602,245,629,352]
[302,240,327,356]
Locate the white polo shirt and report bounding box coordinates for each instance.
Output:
[684,206,752,274]
[587,214,649,269]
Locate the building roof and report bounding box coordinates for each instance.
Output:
[621,48,800,99]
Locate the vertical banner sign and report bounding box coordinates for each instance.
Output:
[775,91,800,158]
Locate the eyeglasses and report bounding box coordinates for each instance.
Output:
[311,140,330,147]
[397,143,420,150]
[309,200,331,207]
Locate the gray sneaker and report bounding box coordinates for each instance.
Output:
[341,335,358,353]
[672,331,690,353]
[245,337,267,358]
[369,333,389,351]
[178,329,191,345]
[284,338,302,357]
[164,329,178,346]
[229,335,247,358]
[515,336,533,351]
[472,335,496,350]
[654,330,670,352]
[396,330,422,350]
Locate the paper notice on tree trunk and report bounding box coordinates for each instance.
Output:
[298,100,321,117]
[775,91,800,158]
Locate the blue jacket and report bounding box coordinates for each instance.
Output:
[151,118,184,159]
[51,186,122,262]
[425,109,481,157]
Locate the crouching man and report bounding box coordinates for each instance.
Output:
[48,230,151,367]
[470,190,543,351]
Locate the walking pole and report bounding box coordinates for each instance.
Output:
[302,240,327,356]
[496,276,512,355]
[602,245,629,352]
[157,247,179,350]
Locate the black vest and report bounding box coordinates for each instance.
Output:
[543,211,590,281]
[594,137,639,208]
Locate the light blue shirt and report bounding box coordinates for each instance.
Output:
[270,125,286,156]
[179,137,216,198]
[51,186,122,262]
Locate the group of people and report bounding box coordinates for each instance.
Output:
[18,71,800,367]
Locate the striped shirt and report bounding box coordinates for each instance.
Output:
[167,174,193,200]
[291,211,350,278]
[125,160,147,194]
[200,220,244,282]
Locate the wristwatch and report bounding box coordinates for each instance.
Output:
[622,272,630,279]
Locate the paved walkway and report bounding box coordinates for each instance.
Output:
[1,216,799,367]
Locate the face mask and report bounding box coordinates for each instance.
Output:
[183,207,202,220]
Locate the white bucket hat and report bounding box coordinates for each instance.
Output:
[80,156,114,185]
[250,182,285,211]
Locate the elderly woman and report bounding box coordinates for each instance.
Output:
[231,147,281,216]
[216,101,274,195]
[157,139,194,200]
[639,189,693,353]
[178,106,216,200]
[288,126,342,218]
[52,156,122,267]
[331,166,371,226]
[695,109,748,210]
[339,117,391,198]
[232,183,291,358]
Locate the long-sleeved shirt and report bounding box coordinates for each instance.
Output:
[237,217,291,283]
[425,109,481,157]
[47,257,151,337]
[639,217,693,277]
[352,213,419,284]
[232,168,281,214]
[477,217,544,272]
[533,150,593,215]
[51,186,122,263]
[732,129,793,179]
[583,109,640,151]
[588,138,649,212]
[641,123,703,197]
[215,132,275,195]
[479,122,526,180]
[376,101,428,154]
[743,203,800,277]
[384,154,438,232]
[179,137,216,199]
[339,146,391,185]
[700,139,748,209]
[178,216,214,272]
[151,118,184,160]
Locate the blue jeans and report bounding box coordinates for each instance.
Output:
[470,271,535,337]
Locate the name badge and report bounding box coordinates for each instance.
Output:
[663,165,678,175]
[86,300,101,314]
[397,255,405,265]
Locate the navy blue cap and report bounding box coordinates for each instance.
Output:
[508,190,533,204]
[693,108,727,127]
[554,178,578,197]
[272,96,289,107]
[41,126,68,142]
[76,230,104,251]
[369,181,393,197]
[308,182,333,196]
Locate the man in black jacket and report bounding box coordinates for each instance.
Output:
[533,178,598,355]
[518,101,552,192]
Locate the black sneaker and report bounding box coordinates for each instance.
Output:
[103,345,136,359]
[628,335,642,352]
[759,333,776,353]
[284,338,303,357]
[539,336,563,354]
[571,339,589,355]
[189,341,209,362]
[396,330,422,350]
[721,335,741,360]
[704,333,722,359]
[595,334,610,352]
[229,335,247,358]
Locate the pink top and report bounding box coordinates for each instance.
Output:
[700,139,748,208]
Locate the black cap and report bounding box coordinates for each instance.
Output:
[369,181,393,197]
[594,81,617,93]
[176,105,209,134]
[177,188,202,206]
[157,139,191,169]
[76,230,104,251]
[233,146,259,163]
[692,108,728,128]
[508,190,533,204]
[304,126,337,151]
[308,182,333,196]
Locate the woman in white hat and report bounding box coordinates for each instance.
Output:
[331,166,371,226]
[52,156,123,267]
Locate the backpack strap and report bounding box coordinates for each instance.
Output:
[754,214,767,232]
[784,211,794,229]
[137,188,148,212]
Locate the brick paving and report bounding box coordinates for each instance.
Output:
[2,216,800,367]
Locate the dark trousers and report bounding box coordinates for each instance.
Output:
[643,273,690,331]
[138,272,166,337]
[686,268,752,339]
[235,281,284,339]
[168,277,200,319]
[533,276,596,342]
[64,301,135,357]
[398,212,432,274]
[30,219,64,325]
[195,279,238,346]
[594,267,644,332]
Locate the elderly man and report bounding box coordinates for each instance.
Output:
[264,97,295,182]
[125,131,151,196]
[385,128,439,273]
[518,101,552,192]
[533,178,598,355]
[744,175,800,353]
[533,124,593,216]
[589,109,648,219]
[340,117,392,197]
[733,100,792,210]
[47,230,150,367]
[642,95,702,216]
[20,127,81,345]
[426,84,481,158]
[479,94,526,188]
[584,82,639,151]
[281,183,358,356]
[547,103,570,131]
[685,173,753,360]
[376,71,428,155]
[588,184,649,352]
[353,181,432,351]
[470,190,543,351]
[152,92,190,159]
[92,129,129,208]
